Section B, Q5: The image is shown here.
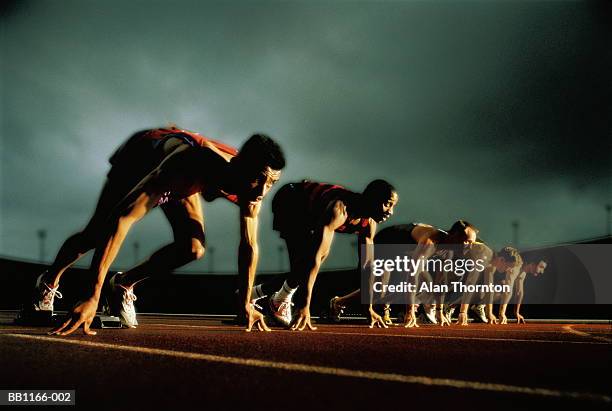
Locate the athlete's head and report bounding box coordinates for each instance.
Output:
[523,257,547,277]
[361,179,398,223]
[234,134,285,203]
[447,220,479,245]
[495,246,523,273]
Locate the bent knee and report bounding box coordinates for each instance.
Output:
[193,243,205,260]
[77,229,99,251]
[186,240,205,261]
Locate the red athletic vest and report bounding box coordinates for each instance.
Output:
[146,127,238,157]
[145,127,240,205]
[301,181,370,235]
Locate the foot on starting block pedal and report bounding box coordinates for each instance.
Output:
[92,315,123,329]
[14,310,58,326]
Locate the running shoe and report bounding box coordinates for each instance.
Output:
[420,306,438,324]
[269,292,294,326]
[382,305,393,325]
[470,304,488,323]
[106,272,138,328]
[444,306,456,322]
[32,272,62,312]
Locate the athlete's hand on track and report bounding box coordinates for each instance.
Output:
[436,309,450,327]
[403,309,419,328]
[499,314,508,325]
[368,308,388,328]
[487,313,498,325]
[245,304,271,332]
[50,297,99,336]
[291,307,317,331]
[456,312,469,326]
[516,313,526,324]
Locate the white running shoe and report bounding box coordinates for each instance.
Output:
[107,272,138,328]
[421,306,438,324]
[269,292,294,326]
[32,272,62,312]
[470,304,488,323]
[234,288,265,309]
[444,306,456,322]
[382,305,393,325]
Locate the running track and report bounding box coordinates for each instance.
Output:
[1,312,610,410]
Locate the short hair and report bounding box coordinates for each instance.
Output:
[239,134,286,171]
[362,179,396,203]
[465,241,494,262]
[521,252,546,265]
[448,220,479,236]
[497,246,523,268]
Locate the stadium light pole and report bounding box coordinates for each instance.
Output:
[351,240,358,262]
[133,241,140,265]
[606,204,611,237]
[208,246,215,273]
[511,220,520,247]
[37,229,47,262]
[277,245,284,272]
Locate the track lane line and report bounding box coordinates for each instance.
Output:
[156,324,578,334]
[562,326,612,343]
[144,323,611,345]
[1,333,609,403]
[282,330,612,345]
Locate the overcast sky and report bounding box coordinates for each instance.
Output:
[1,0,610,273]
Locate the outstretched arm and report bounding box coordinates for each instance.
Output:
[51,147,196,336]
[433,249,453,326]
[498,266,520,324]
[360,220,387,328]
[458,246,493,326]
[291,200,347,331]
[483,265,499,324]
[402,238,436,328]
[238,201,270,332]
[514,272,527,324]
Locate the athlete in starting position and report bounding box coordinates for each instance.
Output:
[455,244,523,325]
[497,254,547,324]
[331,220,479,327]
[250,179,398,330]
[25,126,285,335]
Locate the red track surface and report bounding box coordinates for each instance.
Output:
[1,312,610,410]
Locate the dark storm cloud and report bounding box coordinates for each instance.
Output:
[1,0,610,272]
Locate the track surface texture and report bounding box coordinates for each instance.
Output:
[1,312,611,410]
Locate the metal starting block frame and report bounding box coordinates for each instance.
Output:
[15,311,123,329]
[91,315,123,329]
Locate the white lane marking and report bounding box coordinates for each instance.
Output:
[147,321,611,334]
[1,333,609,403]
[563,326,612,343]
[283,330,612,345]
[145,323,611,345]
[145,323,239,330]
[0,328,39,332]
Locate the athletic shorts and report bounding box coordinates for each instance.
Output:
[106,131,189,185]
[272,183,314,240]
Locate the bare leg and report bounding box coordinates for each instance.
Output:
[257,235,307,297]
[44,135,187,288]
[335,289,360,306]
[45,232,97,288]
[45,179,132,287]
[118,194,206,287]
[89,215,140,293]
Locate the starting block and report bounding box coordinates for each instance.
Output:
[15,311,123,329]
[14,310,58,326]
[91,315,123,329]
